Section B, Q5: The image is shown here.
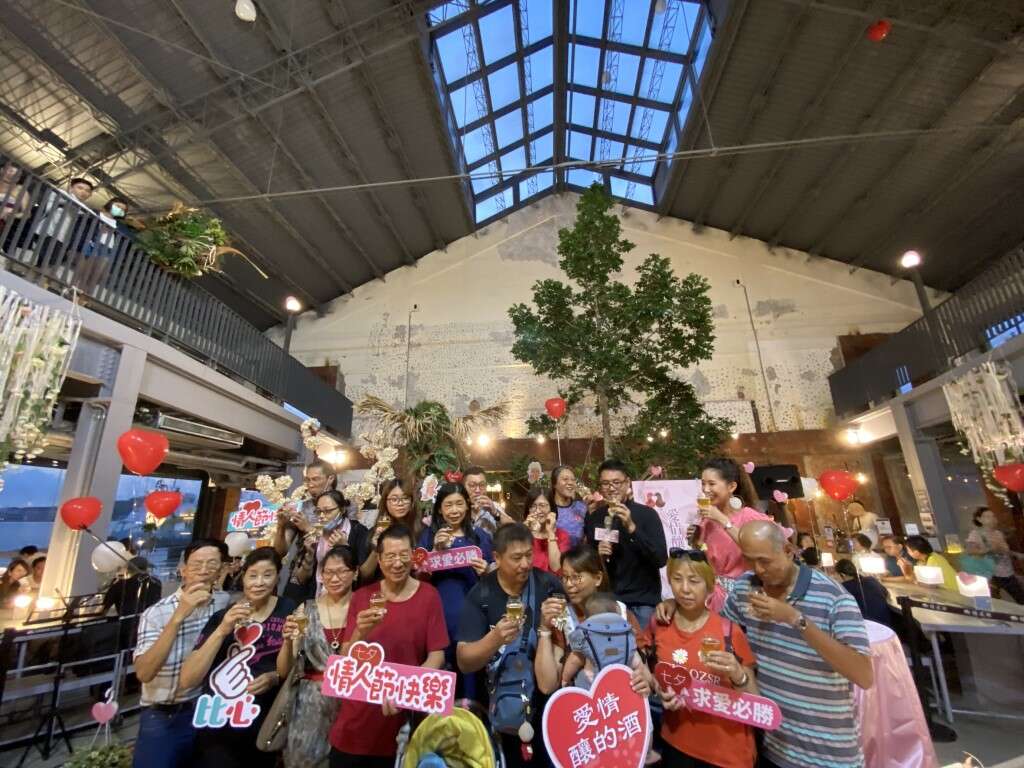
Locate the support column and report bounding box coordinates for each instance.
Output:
[41,345,146,597]
[890,399,958,541]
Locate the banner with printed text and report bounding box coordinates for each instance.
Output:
[632,480,700,599]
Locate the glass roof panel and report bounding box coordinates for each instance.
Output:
[522,0,553,44]
[450,82,488,129]
[624,144,656,177]
[471,160,500,194]
[621,2,652,46]
[526,46,554,93]
[476,188,514,223]
[428,2,470,27]
[495,109,525,149]
[488,63,521,109]
[500,146,528,177]
[530,92,555,131]
[567,168,602,187]
[630,106,669,143]
[639,59,683,104]
[531,130,554,163]
[520,170,554,200]
[693,11,713,75]
[462,124,493,165]
[436,27,477,84]
[606,53,641,96]
[569,44,601,88]
[570,0,606,38]
[599,97,631,135]
[568,91,597,128]
[567,130,593,160]
[479,5,516,65]
[610,176,654,205]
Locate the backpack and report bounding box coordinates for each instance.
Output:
[567,612,636,689]
[483,572,537,735]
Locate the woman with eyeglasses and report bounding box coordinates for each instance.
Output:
[418,482,491,696]
[522,487,571,574]
[287,490,370,601]
[358,478,421,583]
[277,545,356,767]
[693,458,789,611]
[651,550,758,768]
[551,465,587,546]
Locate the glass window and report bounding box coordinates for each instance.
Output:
[569,91,597,127]
[531,130,554,163]
[471,160,500,194]
[598,97,631,135]
[529,92,555,131]
[639,59,683,104]
[479,5,516,64]
[526,45,554,93]
[522,0,553,44]
[488,62,521,109]
[606,53,641,96]
[475,188,515,223]
[567,130,593,160]
[520,170,555,200]
[569,44,601,88]
[462,124,493,165]
[693,13,714,77]
[567,168,603,187]
[500,146,528,177]
[436,27,477,84]
[620,2,652,46]
[495,109,525,148]
[451,82,488,129]
[610,176,654,205]
[570,0,606,38]
[429,2,471,27]
[631,106,670,142]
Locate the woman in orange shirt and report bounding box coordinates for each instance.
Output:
[649,549,758,768]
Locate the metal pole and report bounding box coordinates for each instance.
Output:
[910,270,932,314]
[404,304,418,409]
[737,280,778,432]
[282,314,295,357]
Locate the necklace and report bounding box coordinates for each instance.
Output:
[320,596,347,651]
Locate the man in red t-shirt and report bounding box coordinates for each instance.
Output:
[329,525,448,768]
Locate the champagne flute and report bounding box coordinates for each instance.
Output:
[234,599,252,628]
[293,604,309,636]
[506,597,524,624]
[369,590,387,617]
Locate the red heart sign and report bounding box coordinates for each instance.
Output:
[349,640,385,668]
[234,623,263,647]
[654,662,691,692]
[411,547,429,570]
[543,664,650,768]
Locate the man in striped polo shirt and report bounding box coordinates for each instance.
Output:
[722,521,873,768]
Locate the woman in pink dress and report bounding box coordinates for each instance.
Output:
[692,458,789,611]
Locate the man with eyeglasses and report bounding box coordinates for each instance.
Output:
[132,539,230,768]
[463,465,515,534]
[583,458,667,629]
[273,459,337,588]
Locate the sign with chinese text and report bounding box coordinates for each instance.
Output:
[227,500,280,532]
[632,480,700,599]
[543,664,651,768]
[412,545,483,574]
[192,624,263,729]
[321,641,456,715]
[593,527,619,543]
[654,662,781,731]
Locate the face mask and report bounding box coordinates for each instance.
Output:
[110,205,125,218]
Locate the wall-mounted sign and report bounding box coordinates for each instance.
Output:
[227,500,280,532]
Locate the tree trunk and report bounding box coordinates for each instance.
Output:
[597,386,613,458]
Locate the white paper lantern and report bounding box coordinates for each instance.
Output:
[225,531,253,558]
[91,541,128,573]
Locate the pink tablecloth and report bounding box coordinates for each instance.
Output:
[855,621,939,768]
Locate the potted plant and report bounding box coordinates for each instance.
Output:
[66,743,132,768]
[136,204,264,279]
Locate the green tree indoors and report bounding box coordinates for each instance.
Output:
[508,184,731,476]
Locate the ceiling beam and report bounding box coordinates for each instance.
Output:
[936,185,1024,287]
[569,33,689,66]
[689,0,813,231]
[553,0,569,190]
[318,0,448,251]
[165,0,386,282]
[656,0,751,216]
[726,6,867,239]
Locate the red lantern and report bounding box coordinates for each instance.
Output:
[545,397,567,420]
[60,496,103,530]
[866,19,891,42]
[993,463,1024,493]
[819,470,858,501]
[116,429,169,475]
[145,490,182,519]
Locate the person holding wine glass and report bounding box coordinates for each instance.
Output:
[180,548,295,768]
[692,458,789,612]
[358,478,421,583]
[277,545,357,768]
[286,490,370,600]
[550,466,587,546]
[522,488,570,574]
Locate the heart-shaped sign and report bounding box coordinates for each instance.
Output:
[349,640,385,668]
[411,547,429,569]
[957,572,978,586]
[91,700,119,724]
[772,490,789,503]
[234,623,263,647]
[654,662,691,693]
[543,664,650,768]
[742,462,755,474]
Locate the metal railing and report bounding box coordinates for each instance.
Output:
[0,160,351,437]
[829,245,1024,417]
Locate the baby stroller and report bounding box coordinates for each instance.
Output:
[397,699,505,768]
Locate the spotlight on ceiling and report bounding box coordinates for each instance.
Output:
[285,296,302,313]
[899,250,922,269]
[235,0,257,22]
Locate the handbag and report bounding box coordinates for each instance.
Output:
[256,650,305,752]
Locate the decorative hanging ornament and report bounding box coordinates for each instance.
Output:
[116,429,169,475]
[993,463,1024,493]
[819,469,857,501]
[60,496,103,529]
[145,490,182,519]
[234,0,257,23]
[866,19,891,42]
[544,397,567,420]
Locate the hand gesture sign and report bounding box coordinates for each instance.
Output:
[210,645,255,699]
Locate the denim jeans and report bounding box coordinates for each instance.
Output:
[132,705,196,768]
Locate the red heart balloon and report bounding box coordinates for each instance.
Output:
[349,640,385,668]
[543,665,650,768]
[819,469,857,501]
[545,397,567,420]
[866,18,891,42]
[117,429,169,475]
[145,490,182,519]
[993,463,1024,493]
[60,496,103,530]
[411,547,430,570]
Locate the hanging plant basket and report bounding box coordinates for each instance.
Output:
[137,205,266,279]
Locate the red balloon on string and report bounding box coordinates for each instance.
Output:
[145,490,182,519]
[60,496,103,529]
[993,463,1024,493]
[866,19,891,42]
[116,429,169,475]
[819,470,858,501]
[545,397,567,420]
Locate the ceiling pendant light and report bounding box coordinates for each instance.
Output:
[235,0,257,23]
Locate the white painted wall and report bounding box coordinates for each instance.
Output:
[276,193,927,439]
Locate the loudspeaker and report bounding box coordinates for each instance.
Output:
[750,465,804,500]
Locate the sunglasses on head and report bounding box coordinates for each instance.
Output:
[669,547,708,563]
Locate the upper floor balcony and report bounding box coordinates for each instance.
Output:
[0,159,352,437]
[829,244,1024,418]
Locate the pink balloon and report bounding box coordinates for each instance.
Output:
[772,490,789,503]
[91,700,118,724]
[742,462,755,474]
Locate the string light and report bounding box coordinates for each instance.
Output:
[535,435,546,444]
[855,472,868,484]
[658,429,668,438]
[646,436,654,443]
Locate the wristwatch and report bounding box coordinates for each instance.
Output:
[791,613,807,632]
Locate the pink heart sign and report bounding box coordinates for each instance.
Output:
[772,490,789,503]
[91,700,118,724]
[742,462,755,474]
[542,664,651,768]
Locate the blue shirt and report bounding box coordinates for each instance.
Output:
[417,527,494,643]
[555,499,587,546]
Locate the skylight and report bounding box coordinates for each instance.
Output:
[427,0,714,224]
